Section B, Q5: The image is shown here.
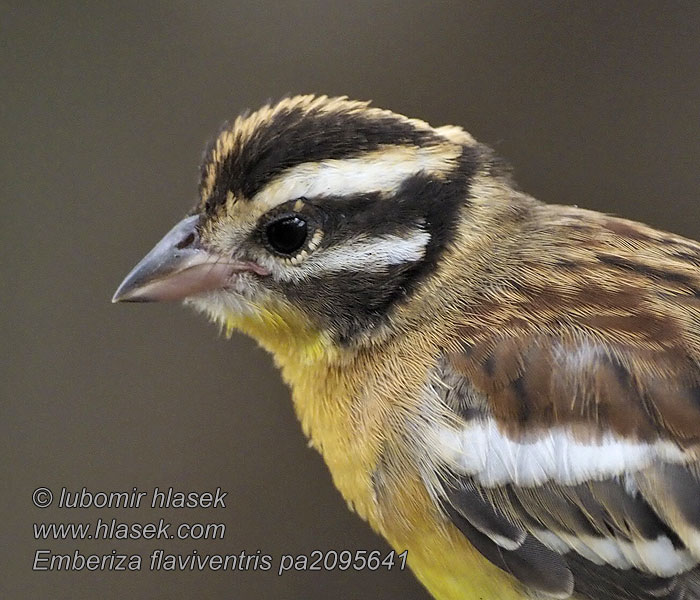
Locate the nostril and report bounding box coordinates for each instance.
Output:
[176,232,196,250]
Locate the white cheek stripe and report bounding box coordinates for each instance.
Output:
[433,419,690,487]
[259,229,431,281]
[302,231,430,274]
[253,144,460,208]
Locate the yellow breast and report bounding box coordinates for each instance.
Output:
[227,305,526,600]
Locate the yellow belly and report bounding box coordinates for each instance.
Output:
[228,305,528,600]
[376,485,527,600]
[403,532,526,600]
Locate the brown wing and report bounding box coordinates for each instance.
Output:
[449,329,700,446]
[429,210,700,599]
[431,331,700,599]
[446,209,700,446]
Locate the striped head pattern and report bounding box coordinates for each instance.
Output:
[190,95,485,345]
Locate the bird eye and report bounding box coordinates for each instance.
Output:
[265,215,308,255]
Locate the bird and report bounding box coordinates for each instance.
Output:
[113,95,700,600]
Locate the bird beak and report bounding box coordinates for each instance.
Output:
[112,215,268,303]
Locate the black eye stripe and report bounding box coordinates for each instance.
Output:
[265,215,308,255]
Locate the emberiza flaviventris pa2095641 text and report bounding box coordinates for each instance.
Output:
[114,96,700,600]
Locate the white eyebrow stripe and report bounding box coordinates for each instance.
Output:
[253,144,461,208]
[277,230,431,280]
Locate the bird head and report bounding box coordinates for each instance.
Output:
[113,95,494,361]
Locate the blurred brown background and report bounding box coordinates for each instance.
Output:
[3,2,700,599]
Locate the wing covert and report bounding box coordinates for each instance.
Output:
[424,330,700,599]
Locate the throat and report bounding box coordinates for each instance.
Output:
[230,308,378,519]
[283,358,380,521]
[224,303,334,365]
